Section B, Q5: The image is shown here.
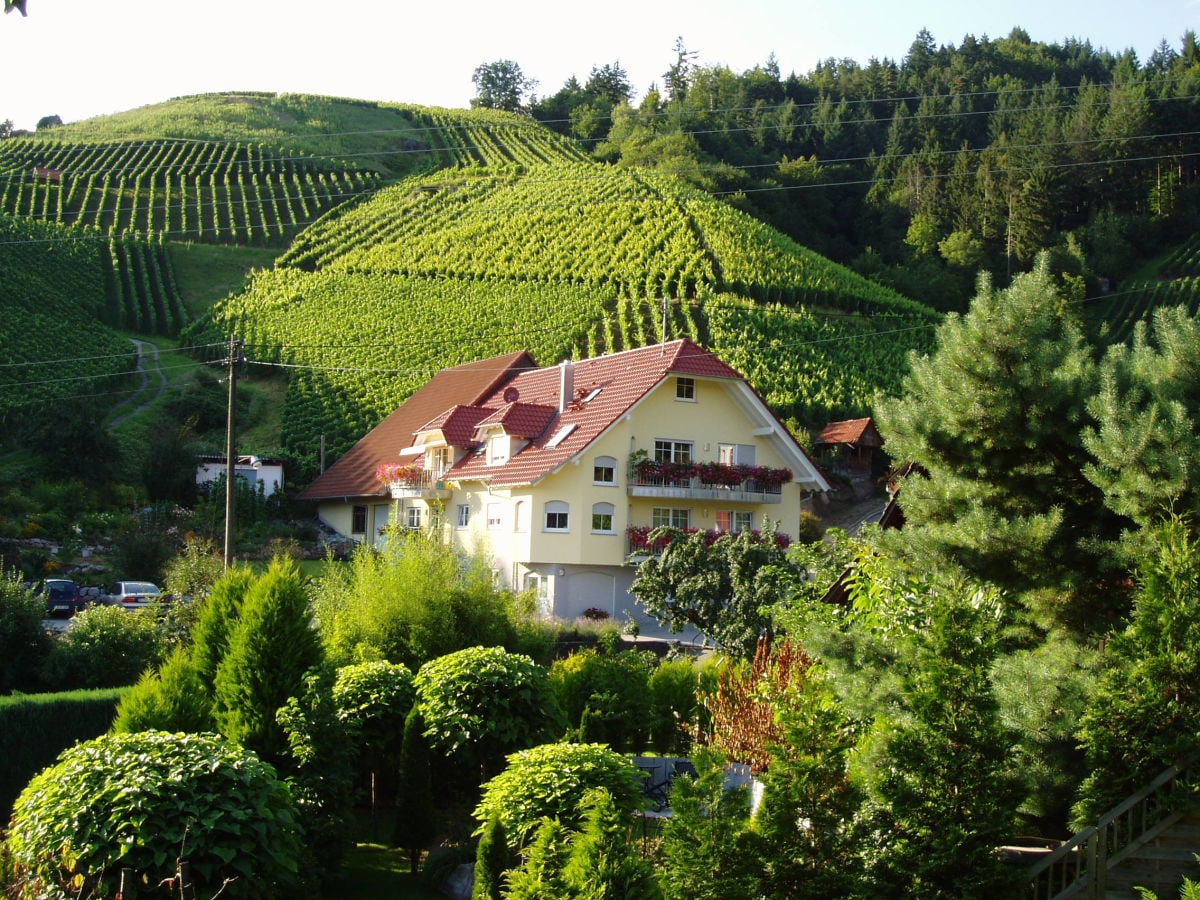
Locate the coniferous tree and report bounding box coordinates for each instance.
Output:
[1073,518,1200,825]
[876,257,1128,633]
[852,584,1023,898]
[213,557,323,767]
[503,818,571,900]
[472,813,510,900]
[190,564,255,688]
[560,788,662,900]
[396,705,437,876]
[111,645,211,733]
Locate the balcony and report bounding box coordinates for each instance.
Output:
[627,459,790,504]
[378,462,453,500]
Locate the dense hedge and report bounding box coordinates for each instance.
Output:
[0,687,126,818]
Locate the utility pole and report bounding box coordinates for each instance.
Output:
[222,335,244,569]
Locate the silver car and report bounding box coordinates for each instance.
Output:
[108,580,163,609]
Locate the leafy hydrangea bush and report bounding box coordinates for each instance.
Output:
[473,742,645,848]
[7,730,302,899]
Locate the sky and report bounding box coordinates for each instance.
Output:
[2,0,1197,132]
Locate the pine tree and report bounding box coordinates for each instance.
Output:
[876,257,1127,632]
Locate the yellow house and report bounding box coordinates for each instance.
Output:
[300,340,830,634]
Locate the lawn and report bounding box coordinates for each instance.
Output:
[332,844,449,899]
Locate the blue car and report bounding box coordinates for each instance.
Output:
[42,578,85,616]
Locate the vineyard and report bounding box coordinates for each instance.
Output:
[0,216,136,421]
[187,156,942,465]
[1086,235,1200,345]
[0,137,380,247]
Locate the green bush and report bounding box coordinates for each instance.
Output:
[414,646,561,777]
[311,530,531,670]
[40,604,169,690]
[473,742,644,849]
[0,688,125,819]
[549,647,655,750]
[7,730,302,899]
[647,656,700,754]
[0,567,52,694]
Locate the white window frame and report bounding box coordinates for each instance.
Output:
[716,510,753,533]
[652,507,692,529]
[487,503,503,529]
[487,434,509,466]
[591,502,616,534]
[544,500,570,532]
[593,456,617,485]
[456,503,470,528]
[654,439,693,464]
[675,376,696,401]
[406,506,423,529]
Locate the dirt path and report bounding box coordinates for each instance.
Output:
[107,339,167,429]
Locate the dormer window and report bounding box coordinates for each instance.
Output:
[676,377,696,401]
[487,434,510,465]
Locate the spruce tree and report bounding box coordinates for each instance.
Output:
[213,558,323,767]
[190,564,255,688]
[561,788,662,899]
[112,645,211,733]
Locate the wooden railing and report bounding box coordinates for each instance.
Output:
[1026,757,1200,898]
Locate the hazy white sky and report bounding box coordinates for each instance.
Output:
[2,0,1196,132]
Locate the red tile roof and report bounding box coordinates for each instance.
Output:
[474,402,558,439]
[446,339,782,489]
[296,350,536,500]
[415,405,494,447]
[816,417,882,447]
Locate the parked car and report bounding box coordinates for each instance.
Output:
[107,581,164,609]
[41,578,86,616]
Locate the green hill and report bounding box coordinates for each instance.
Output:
[6,92,944,480]
[188,159,939,469]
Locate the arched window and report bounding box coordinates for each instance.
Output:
[591,502,616,534]
[593,456,617,485]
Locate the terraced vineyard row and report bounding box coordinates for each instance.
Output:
[703,295,936,427]
[186,269,614,458]
[414,107,592,169]
[1086,236,1200,345]
[0,217,136,418]
[276,162,931,326]
[0,138,380,246]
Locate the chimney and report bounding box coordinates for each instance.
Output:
[558,359,574,412]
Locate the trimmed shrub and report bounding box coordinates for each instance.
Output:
[473,742,644,849]
[415,646,561,778]
[7,730,302,899]
[111,644,212,734]
[0,688,125,819]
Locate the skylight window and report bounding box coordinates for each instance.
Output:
[545,424,577,448]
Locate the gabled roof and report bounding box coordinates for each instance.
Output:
[297,350,536,501]
[415,405,494,447]
[474,402,558,440]
[816,416,883,448]
[445,339,824,490]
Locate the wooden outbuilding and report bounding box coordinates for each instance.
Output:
[815,416,884,473]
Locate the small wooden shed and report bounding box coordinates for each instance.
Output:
[815,416,884,473]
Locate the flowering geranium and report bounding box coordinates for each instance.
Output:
[375,461,421,485]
